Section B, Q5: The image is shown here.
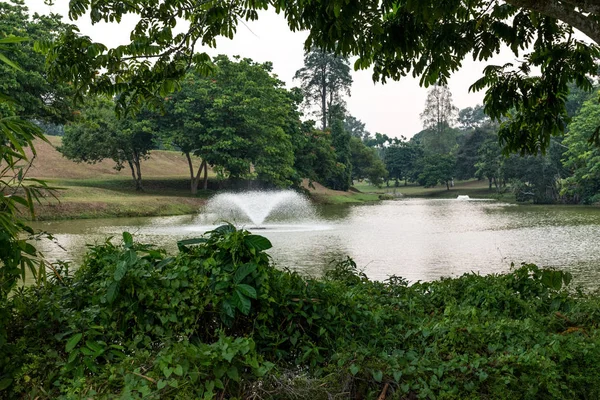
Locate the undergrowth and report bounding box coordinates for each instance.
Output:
[2,225,600,399]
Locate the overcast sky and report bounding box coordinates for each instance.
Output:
[27,1,517,138]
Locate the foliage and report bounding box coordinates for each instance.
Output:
[44,0,600,155]
[294,48,352,130]
[160,55,297,190]
[292,120,340,186]
[0,28,54,353]
[562,98,600,203]
[327,117,352,191]
[349,137,387,186]
[3,225,600,398]
[502,143,565,204]
[384,139,423,186]
[0,1,73,124]
[475,139,503,189]
[417,154,456,189]
[455,126,497,180]
[60,97,155,191]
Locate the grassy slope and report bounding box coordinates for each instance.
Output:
[353,179,512,201]
[27,136,213,220]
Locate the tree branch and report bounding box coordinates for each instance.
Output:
[504,0,600,44]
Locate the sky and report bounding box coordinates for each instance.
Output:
[27,1,517,138]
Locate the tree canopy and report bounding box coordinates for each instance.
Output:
[43,0,600,155]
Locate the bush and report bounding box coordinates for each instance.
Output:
[2,225,600,399]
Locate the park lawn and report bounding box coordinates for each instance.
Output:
[25,137,215,220]
[353,179,511,200]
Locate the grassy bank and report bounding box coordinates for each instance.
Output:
[353,179,511,201]
[23,137,382,220]
[25,136,211,220]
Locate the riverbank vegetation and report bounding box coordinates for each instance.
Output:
[3,225,600,399]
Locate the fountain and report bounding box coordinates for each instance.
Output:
[202,190,318,228]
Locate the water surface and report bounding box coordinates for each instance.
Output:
[30,199,600,289]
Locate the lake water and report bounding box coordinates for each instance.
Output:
[30,198,600,289]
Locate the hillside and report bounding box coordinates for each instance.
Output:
[23,136,211,220]
[28,136,201,180]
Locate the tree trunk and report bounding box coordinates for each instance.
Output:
[321,63,327,130]
[488,177,493,189]
[186,153,205,195]
[446,180,450,190]
[202,160,208,190]
[133,154,143,191]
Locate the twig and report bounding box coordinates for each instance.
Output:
[377,383,389,400]
[133,372,156,384]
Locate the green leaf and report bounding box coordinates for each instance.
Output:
[113,261,127,281]
[372,370,383,382]
[232,290,252,315]
[0,36,29,44]
[349,364,360,375]
[106,281,119,303]
[177,237,207,247]
[236,284,257,299]
[122,232,133,247]
[227,366,240,382]
[174,365,183,376]
[234,263,257,284]
[157,380,167,390]
[0,378,13,391]
[65,333,83,353]
[244,234,272,251]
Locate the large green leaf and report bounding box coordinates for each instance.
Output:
[231,290,251,315]
[65,333,82,353]
[244,234,272,251]
[233,263,257,284]
[236,284,257,299]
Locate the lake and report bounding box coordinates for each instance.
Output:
[30,198,600,289]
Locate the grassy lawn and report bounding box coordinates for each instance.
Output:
[353,179,512,201]
[24,137,217,220]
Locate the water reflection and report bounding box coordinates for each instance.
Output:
[29,199,600,290]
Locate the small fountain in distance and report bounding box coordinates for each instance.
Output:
[202,190,320,231]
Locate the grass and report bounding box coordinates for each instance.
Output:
[352,179,512,201]
[24,137,216,220]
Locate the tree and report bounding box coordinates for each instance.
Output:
[327,117,352,191]
[385,139,423,186]
[455,125,497,180]
[349,136,388,186]
[0,1,73,124]
[344,114,369,140]
[292,120,340,186]
[458,105,488,130]
[159,56,297,190]
[294,48,352,130]
[60,97,155,191]
[475,139,503,189]
[0,35,51,321]
[417,154,456,190]
[45,0,600,156]
[562,98,600,203]
[419,84,458,154]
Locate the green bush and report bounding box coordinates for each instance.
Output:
[2,225,600,399]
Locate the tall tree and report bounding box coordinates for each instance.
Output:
[60,97,155,191]
[344,114,369,140]
[45,0,600,155]
[160,56,297,191]
[420,84,458,154]
[293,48,352,130]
